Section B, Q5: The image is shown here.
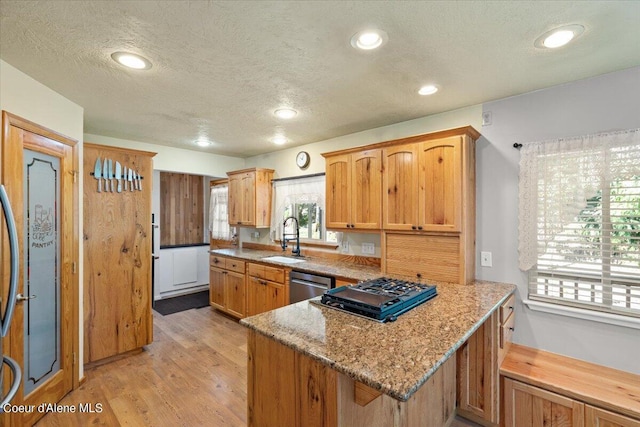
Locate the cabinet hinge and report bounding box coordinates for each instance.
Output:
[72,262,77,274]
[70,170,78,183]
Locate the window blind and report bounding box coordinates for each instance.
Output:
[519,129,640,317]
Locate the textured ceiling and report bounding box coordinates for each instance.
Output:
[1,1,639,157]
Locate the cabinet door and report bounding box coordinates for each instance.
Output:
[228,174,242,226]
[457,311,498,424]
[265,281,286,312]
[382,144,419,230]
[585,405,640,427]
[351,149,381,229]
[210,266,226,310]
[247,276,268,317]
[240,172,256,225]
[225,270,246,318]
[325,153,351,229]
[504,378,585,427]
[418,136,462,232]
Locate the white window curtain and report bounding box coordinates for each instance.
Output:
[209,184,232,240]
[270,175,325,241]
[518,128,640,315]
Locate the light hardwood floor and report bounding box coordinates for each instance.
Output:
[36,306,479,427]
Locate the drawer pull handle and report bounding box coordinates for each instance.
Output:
[508,327,514,331]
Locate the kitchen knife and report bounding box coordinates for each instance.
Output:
[128,168,133,191]
[138,171,142,191]
[94,157,102,192]
[108,159,114,192]
[103,158,108,192]
[133,171,139,191]
[115,161,122,193]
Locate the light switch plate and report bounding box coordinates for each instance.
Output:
[341,240,350,253]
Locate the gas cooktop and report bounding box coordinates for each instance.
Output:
[320,277,437,322]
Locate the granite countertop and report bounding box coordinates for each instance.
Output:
[240,280,516,401]
[209,247,382,281]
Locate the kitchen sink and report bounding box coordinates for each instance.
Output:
[261,255,306,264]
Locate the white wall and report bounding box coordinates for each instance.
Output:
[0,60,85,377]
[477,66,640,374]
[242,105,483,254]
[84,133,244,177]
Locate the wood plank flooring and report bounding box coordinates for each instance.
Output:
[36,307,480,427]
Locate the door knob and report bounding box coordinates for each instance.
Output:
[16,293,37,302]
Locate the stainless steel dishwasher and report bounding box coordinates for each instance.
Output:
[289,270,335,303]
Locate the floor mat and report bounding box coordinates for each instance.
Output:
[153,290,210,315]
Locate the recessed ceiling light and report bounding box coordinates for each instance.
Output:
[418,85,439,96]
[350,29,388,50]
[274,108,297,119]
[111,52,152,70]
[195,138,212,147]
[534,24,584,49]
[272,135,288,145]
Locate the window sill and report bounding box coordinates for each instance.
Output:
[274,239,339,250]
[523,299,640,330]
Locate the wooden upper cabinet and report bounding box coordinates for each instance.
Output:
[227,168,274,227]
[325,153,351,229]
[325,149,381,230]
[418,136,462,232]
[382,144,419,231]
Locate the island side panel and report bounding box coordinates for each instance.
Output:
[336,354,457,427]
[247,330,296,427]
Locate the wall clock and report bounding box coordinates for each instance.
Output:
[296,151,310,169]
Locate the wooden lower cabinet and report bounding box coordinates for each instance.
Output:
[457,311,499,426]
[209,255,246,318]
[585,405,640,427]
[247,276,286,316]
[247,330,456,427]
[504,378,585,427]
[246,262,287,316]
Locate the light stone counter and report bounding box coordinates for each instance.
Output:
[209,247,382,282]
[241,280,516,401]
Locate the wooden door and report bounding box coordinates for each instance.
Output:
[228,174,242,226]
[209,266,226,310]
[504,378,585,427]
[83,143,154,364]
[585,405,640,427]
[325,153,351,229]
[351,149,381,229]
[225,270,245,318]
[240,172,256,226]
[382,144,418,230]
[1,112,78,427]
[418,136,462,232]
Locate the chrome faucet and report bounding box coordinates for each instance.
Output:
[282,216,301,256]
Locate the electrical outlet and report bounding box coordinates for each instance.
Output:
[341,240,349,253]
[482,111,492,126]
[481,251,493,267]
[361,243,375,255]
[252,231,260,239]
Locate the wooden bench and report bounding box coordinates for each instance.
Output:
[500,343,640,426]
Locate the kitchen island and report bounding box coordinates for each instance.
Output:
[241,280,516,427]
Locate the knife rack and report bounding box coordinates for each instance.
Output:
[83,143,157,364]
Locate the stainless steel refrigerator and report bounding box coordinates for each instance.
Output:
[0,184,21,408]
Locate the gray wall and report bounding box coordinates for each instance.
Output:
[476,66,640,374]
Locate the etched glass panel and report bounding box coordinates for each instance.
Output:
[23,150,60,395]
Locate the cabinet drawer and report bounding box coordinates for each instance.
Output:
[248,263,285,283]
[211,255,227,268]
[500,294,515,324]
[226,259,245,273]
[501,310,515,349]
